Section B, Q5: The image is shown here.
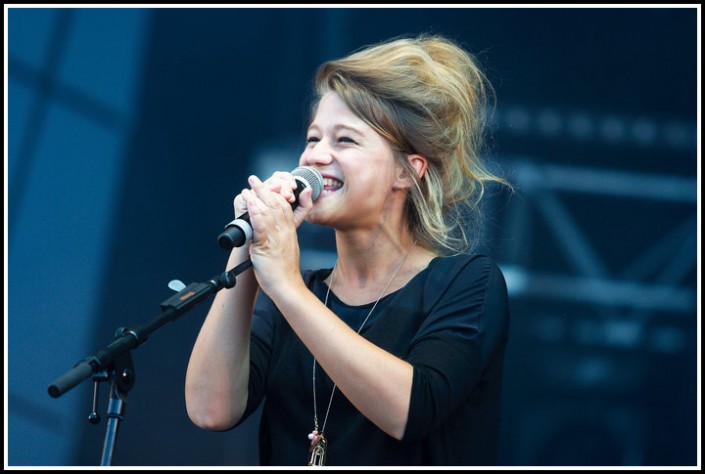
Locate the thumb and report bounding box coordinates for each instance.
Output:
[292,187,313,226]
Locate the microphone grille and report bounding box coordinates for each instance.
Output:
[292,166,323,200]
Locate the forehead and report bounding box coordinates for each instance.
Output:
[310,92,368,130]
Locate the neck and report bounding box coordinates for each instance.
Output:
[329,231,436,305]
[334,229,411,274]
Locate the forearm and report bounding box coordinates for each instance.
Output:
[270,280,413,440]
[185,247,258,431]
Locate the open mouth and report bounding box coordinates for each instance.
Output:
[323,177,343,191]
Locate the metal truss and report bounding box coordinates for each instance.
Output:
[494,157,697,356]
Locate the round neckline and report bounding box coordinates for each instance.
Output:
[315,256,439,309]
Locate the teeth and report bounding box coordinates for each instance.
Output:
[323,178,343,189]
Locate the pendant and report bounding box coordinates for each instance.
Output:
[307,433,327,466]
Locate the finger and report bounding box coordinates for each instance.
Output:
[297,186,313,209]
[241,188,261,214]
[233,191,248,215]
[249,175,292,213]
[291,187,313,226]
[269,171,298,203]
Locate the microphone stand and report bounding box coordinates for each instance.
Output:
[47,258,253,465]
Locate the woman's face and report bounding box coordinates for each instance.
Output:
[299,92,401,230]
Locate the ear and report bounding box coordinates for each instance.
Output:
[393,154,428,190]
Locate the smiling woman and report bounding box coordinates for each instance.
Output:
[185,34,512,466]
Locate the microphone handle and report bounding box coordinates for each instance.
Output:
[217,215,251,249]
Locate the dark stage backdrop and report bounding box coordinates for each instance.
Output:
[7,6,698,467]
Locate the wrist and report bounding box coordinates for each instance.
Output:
[266,273,307,308]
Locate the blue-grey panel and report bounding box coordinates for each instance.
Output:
[8,105,125,466]
[8,8,59,70]
[7,80,34,182]
[58,8,151,119]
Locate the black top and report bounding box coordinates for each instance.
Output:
[236,254,510,466]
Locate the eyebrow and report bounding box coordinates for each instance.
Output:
[307,123,366,135]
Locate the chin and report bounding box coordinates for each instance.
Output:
[304,209,326,226]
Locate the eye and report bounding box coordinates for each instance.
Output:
[338,136,357,144]
[306,136,320,144]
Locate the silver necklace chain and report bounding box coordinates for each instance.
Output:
[311,242,416,436]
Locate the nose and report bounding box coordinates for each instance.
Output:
[299,140,333,167]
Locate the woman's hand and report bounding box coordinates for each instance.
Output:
[239,172,314,295]
[232,171,313,224]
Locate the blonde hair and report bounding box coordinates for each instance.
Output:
[313,34,510,255]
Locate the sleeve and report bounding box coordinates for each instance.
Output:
[402,255,509,440]
[233,288,277,425]
[234,269,320,425]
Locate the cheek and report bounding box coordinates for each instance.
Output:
[298,152,308,166]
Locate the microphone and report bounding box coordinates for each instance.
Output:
[217,166,323,250]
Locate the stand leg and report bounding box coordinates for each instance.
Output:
[98,336,134,466]
[100,381,126,466]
